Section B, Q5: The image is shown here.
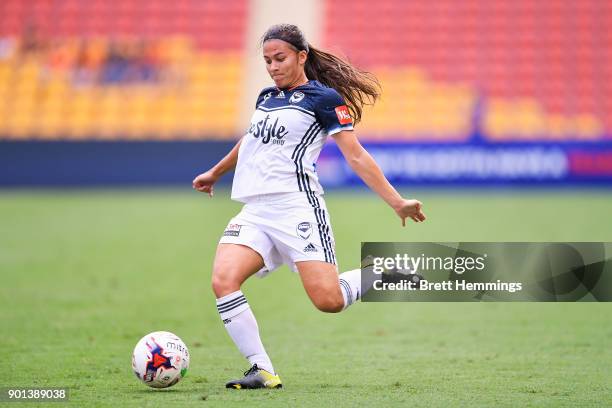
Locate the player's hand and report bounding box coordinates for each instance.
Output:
[192,170,219,197]
[393,199,426,226]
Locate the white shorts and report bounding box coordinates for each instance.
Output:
[219,192,337,277]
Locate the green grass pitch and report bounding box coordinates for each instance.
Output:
[1,188,611,407]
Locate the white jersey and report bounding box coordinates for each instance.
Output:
[231,80,354,203]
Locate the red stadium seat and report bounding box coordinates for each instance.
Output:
[323,0,611,138]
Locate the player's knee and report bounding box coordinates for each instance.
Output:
[312,293,344,313]
[211,273,241,298]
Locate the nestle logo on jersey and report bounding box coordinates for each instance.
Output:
[335,105,352,125]
[248,114,289,145]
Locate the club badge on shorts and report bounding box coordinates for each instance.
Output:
[296,222,312,240]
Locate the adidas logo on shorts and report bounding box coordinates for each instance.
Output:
[303,243,317,253]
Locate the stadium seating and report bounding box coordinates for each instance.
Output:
[0,0,609,141]
[0,0,247,139]
[323,0,610,141]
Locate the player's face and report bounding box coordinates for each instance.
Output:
[263,39,306,89]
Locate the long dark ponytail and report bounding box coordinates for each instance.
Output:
[262,24,380,124]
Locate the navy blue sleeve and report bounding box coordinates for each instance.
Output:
[313,88,354,135]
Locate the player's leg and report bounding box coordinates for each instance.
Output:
[211,243,263,297]
[296,257,376,312]
[212,243,281,389]
[296,260,344,312]
[296,260,364,312]
[267,194,363,311]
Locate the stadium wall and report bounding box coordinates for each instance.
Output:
[2,140,612,187]
[319,141,612,187]
[0,141,236,187]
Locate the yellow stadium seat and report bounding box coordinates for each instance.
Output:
[573,114,602,139]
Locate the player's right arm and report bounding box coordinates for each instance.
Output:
[192,137,243,197]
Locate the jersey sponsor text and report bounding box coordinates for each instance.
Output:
[248,114,289,145]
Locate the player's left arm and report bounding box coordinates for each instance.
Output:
[332,130,426,226]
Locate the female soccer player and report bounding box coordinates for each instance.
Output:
[193,24,426,389]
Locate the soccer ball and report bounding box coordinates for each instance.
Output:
[132,331,190,388]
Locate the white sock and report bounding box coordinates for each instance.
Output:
[338,269,361,310]
[216,290,275,374]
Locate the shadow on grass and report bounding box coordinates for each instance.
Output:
[131,385,210,395]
